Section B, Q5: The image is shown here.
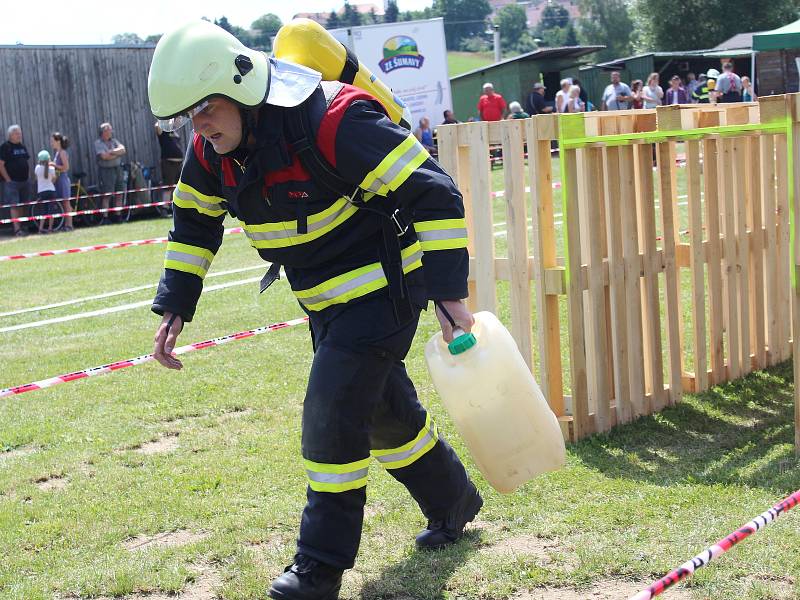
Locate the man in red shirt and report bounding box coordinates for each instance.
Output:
[477,82,507,121]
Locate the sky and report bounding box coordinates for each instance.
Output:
[0,0,434,45]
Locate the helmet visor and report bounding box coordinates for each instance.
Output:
[157,100,210,132]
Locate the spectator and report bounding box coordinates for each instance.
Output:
[665,75,690,104]
[630,80,644,109]
[34,150,57,234]
[601,71,633,110]
[717,62,743,103]
[742,76,756,102]
[155,122,184,208]
[94,122,126,225]
[442,110,459,125]
[526,82,553,115]
[642,72,664,108]
[566,85,585,112]
[555,78,571,113]
[413,117,437,155]
[477,82,507,121]
[507,101,530,119]
[692,73,712,103]
[0,125,31,236]
[51,132,73,232]
[686,72,701,101]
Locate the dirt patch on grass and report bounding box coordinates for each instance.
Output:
[217,407,254,422]
[247,533,291,564]
[123,530,208,552]
[513,579,694,599]
[35,475,67,491]
[134,433,179,455]
[482,534,577,570]
[0,445,36,462]
[92,564,221,599]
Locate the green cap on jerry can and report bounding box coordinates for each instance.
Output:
[447,329,477,355]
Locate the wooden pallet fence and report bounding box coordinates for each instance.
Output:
[436,95,798,444]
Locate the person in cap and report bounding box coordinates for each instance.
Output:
[692,69,718,104]
[526,82,552,115]
[147,20,481,600]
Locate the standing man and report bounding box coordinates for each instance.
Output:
[0,125,31,236]
[155,121,184,207]
[526,82,553,115]
[94,122,126,224]
[600,71,633,110]
[477,82,506,121]
[147,21,481,600]
[716,62,743,103]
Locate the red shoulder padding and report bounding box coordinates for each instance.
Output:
[316,84,388,168]
[221,158,237,187]
[192,133,212,174]
[264,154,311,187]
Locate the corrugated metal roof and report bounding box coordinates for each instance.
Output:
[595,47,752,69]
[450,45,605,81]
[713,31,763,51]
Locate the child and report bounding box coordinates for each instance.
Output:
[566,85,585,112]
[35,150,57,234]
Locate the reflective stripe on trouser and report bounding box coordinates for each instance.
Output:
[371,413,438,469]
[414,218,468,251]
[163,241,215,278]
[293,241,423,312]
[359,133,429,196]
[297,295,471,570]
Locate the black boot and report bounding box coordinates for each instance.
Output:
[269,554,343,600]
[415,481,483,550]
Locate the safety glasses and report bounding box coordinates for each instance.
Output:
[157,100,210,132]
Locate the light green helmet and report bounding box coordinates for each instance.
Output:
[148,20,321,131]
[37,150,51,162]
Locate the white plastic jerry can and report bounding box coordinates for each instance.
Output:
[425,311,566,493]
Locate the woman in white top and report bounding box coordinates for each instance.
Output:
[566,85,585,112]
[34,150,57,234]
[642,72,664,109]
[555,78,571,113]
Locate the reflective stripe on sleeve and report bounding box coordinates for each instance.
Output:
[414,218,468,251]
[303,456,370,493]
[294,242,424,312]
[173,181,227,217]
[371,414,438,470]
[359,134,429,196]
[163,241,215,279]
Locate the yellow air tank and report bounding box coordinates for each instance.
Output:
[272,18,412,129]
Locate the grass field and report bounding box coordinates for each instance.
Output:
[1,160,800,600]
[447,52,495,78]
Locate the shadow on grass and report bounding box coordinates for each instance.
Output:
[359,530,481,599]
[572,361,800,492]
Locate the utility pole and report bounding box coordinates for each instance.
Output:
[493,24,501,63]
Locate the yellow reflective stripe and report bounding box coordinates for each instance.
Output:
[371,414,438,470]
[303,457,370,493]
[359,134,429,196]
[419,238,468,251]
[415,218,468,251]
[413,218,466,232]
[295,242,423,312]
[242,198,359,249]
[173,181,226,217]
[163,241,215,278]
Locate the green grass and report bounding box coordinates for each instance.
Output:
[1,174,799,599]
[447,51,495,77]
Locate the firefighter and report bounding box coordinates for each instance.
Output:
[147,21,482,600]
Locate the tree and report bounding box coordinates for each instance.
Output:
[496,4,529,52]
[578,0,633,59]
[144,34,162,44]
[534,3,578,48]
[326,10,341,30]
[112,32,144,45]
[213,16,250,44]
[251,13,282,50]
[433,0,492,50]
[635,0,798,51]
[342,2,363,27]
[385,0,399,23]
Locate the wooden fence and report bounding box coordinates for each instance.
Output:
[438,94,800,447]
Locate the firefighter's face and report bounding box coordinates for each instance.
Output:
[191,97,242,154]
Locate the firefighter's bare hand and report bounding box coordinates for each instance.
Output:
[435,299,474,343]
[153,312,184,370]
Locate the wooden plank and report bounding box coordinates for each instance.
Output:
[733,137,752,376]
[500,120,533,368]
[603,140,632,424]
[563,145,592,438]
[656,137,683,406]
[686,140,708,392]
[528,115,564,416]
[747,135,766,370]
[789,94,800,455]
[775,131,792,362]
[720,138,741,379]
[635,142,666,411]
[760,133,779,366]
[465,122,497,313]
[583,146,612,432]
[703,130,725,384]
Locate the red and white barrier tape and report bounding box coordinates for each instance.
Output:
[0,316,309,398]
[0,199,173,224]
[0,227,245,262]
[10,184,176,209]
